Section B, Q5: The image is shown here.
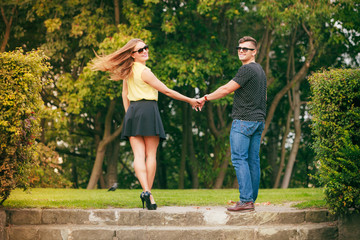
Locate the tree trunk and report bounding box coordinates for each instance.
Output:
[261,30,316,142]
[156,143,167,189]
[257,27,270,65]
[281,82,302,188]
[87,100,123,189]
[94,111,102,146]
[87,142,107,189]
[213,147,230,189]
[106,137,120,188]
[178,102,188,189]
[0,5,16,52]
[113,0,120,25]
[232,178,239,189]
[71,161,78,188]
[258,29,273,78]
[206,101,221,138]
[99,173,106,189]
[274,31,297,188]
[204,86,232,188]
[266,123,280,187]
[273,107,292,188]
[187,105,199,188]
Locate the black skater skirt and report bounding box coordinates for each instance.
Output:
[121,100,166,141]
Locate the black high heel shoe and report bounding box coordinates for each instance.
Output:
[140,192,145,209]
[143,191,157,210]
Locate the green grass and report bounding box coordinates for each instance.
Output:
[2,188,327,209]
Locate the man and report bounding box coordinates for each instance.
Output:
[198,36,267,212]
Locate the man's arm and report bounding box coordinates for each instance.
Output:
[197,80,240,109]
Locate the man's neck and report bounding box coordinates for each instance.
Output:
[241,59,255,65]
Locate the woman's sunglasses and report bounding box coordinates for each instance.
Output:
[132,45,149,54]
[236,47,255,53]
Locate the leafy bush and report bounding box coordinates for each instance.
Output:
[0,49,51,204]
[309,68,360,216]
[25,143,73,188]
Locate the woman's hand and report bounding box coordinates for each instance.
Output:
[196,97,206,111]
[189,98,202,111]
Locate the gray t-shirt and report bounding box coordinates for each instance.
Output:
[231,62,267,121]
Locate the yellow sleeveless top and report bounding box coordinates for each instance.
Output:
[127,62,158,101]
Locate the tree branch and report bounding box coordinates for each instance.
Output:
[261,30,316,142]
[206,102,221,138]
[1,7,9,26]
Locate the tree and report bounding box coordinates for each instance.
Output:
[0,0,17,52]
[0,0,39,52]
[84,0,156,189]
[33,0,121,188]
[255,0,339,188]
[2,0,359,190]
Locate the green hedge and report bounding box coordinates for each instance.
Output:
[309,68,360,216]
[0,49,50,204]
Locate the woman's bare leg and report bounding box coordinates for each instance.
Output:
[129,136,150,192]
[144,136,160,203]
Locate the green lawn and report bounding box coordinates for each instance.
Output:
[2,188,327,209]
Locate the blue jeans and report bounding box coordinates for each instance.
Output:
[230,120,265,203]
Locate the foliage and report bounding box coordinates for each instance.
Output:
[71,24,153,114]
[0,48,50,204]
[25,143,73,188]
[2,0,359,191]
[309,68,360,215]
[29,0,127,189]
[332,0,360,67]
[34,0,117,67]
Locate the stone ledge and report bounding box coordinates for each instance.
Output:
[7,208,42,225]
[4,223,338,240]
[5,207,335,227]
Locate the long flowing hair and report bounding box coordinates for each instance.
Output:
[91,38,144,81]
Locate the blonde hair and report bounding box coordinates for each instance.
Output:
[91,38,144,81]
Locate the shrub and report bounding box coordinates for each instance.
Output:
[0,49,51,204]
[26,143,73,188]
[309,68,360,216]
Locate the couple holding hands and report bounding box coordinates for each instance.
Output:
[92,36,266,212]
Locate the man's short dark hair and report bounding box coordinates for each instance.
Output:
[239,36,257,48]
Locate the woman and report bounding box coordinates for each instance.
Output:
[92,39,199,210]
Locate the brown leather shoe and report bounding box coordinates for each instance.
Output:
[227,201,254,212]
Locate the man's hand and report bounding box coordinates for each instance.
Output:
[196,97,206,111]
[189,98,202,111]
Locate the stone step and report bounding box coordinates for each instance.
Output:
[5,206,336,227]
[5,222,338,240]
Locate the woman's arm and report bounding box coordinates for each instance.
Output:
[122,79,130,112]
[141,68,198,108]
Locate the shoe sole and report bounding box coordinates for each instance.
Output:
[227,208,255,212]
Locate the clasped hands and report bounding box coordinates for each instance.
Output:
[190,96,207,111]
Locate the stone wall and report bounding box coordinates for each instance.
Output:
[338,213,360,240]
[0,209,6,240]
[1,207,360,239]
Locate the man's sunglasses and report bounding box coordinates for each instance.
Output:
[132,45,149,54]
[236,47,255,52]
